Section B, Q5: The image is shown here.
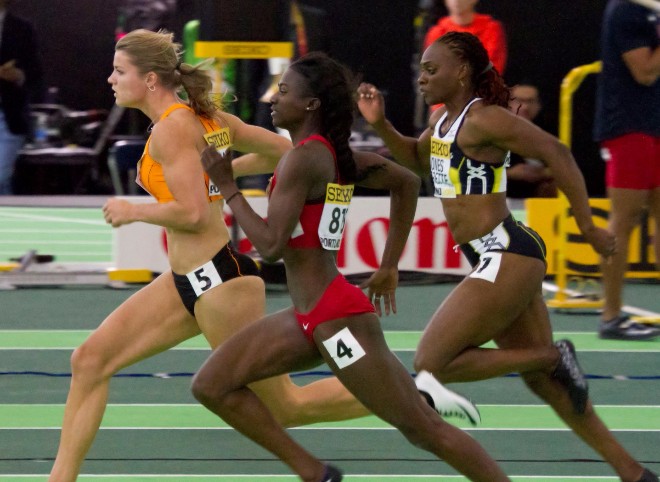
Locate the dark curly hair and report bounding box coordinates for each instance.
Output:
[289,52,358,183]
[435,31,510,108]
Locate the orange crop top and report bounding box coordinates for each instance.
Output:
[136,103,229,203]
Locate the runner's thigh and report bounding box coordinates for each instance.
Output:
[417,253,546,367]
[313,314,424,426]
[194,275,266,349]
[197,307,323,389]
[82,271,200,373]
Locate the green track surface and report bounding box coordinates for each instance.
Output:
[1,330,658,351]
[1,404,659,430]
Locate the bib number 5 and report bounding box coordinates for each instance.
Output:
[186,260,223,297]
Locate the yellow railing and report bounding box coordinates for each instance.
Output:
[547,61,603,310]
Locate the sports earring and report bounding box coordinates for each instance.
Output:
[148,85,156,92]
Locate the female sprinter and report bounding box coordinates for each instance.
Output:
[356,31,657,482]
[48,30,370,482]
[192,51,510,482]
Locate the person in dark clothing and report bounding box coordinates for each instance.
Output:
[507,82,556,199]
[593,0,660,340]
[0,0,43,194]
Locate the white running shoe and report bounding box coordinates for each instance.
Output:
[415,370,481,426]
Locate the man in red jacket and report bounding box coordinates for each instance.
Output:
[424,0,507,75]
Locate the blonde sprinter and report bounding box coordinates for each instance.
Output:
[48,30,369,482]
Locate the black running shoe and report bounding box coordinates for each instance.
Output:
[320,464,343,482]
[552,339,589,414]
[637,468,659,482]
[599,315,660,340]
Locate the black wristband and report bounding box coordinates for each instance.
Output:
[224,191,242,204]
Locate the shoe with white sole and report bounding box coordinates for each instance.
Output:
[599,315,660,341]
[415,370,481,426]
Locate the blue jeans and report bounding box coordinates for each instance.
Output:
[0,111,26,195]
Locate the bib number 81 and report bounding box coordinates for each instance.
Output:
[328,207,348,234]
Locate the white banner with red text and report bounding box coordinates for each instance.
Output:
[112,196,656,279]
[113,196,473,276]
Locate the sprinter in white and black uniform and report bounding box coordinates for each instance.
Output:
[430,97,508,198]
[358,31,656,482]
[429,97,547,267]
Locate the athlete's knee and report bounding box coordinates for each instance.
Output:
[69,341,113,382]
[190,366,233,410]
[190,369,215,408]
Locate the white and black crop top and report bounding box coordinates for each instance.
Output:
[430,98,508,198]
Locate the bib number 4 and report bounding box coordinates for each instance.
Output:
[322,327,366,369]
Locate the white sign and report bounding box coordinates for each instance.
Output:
[113,196,472,276]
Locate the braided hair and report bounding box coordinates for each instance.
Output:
[436,31,510,108]
[289,52,358,183]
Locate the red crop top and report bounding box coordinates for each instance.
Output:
[269,134,340,249]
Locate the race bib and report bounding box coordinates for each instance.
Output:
[204,128,233,197]
[469,251,502,283]
[186,260,223,297]
[322,327,366,369]
[204,128,232,153]
[318,183,354,250]
[430,137,456,198]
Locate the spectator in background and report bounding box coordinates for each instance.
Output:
[423,0,506,75]
[114,0,179,137]
[593,0,660,340]
[0,0,43,194]
[115,0,177,40]
[507,82,557,199]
